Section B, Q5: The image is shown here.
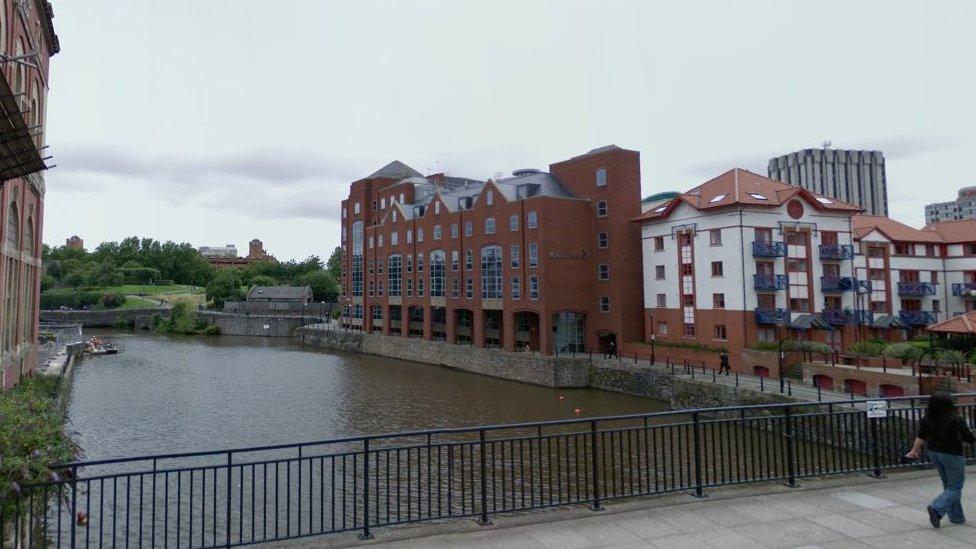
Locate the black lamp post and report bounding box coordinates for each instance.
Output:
[650,334,656,365]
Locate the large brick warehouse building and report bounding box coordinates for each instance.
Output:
[338,146,644,355]
[0,1,59,390]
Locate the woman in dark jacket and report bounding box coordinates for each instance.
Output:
[905,392,976,527]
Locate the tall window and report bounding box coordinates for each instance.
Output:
[429,250,446,297]
[433,225,442,240]
[527,211,538,229]
[598,232,609,248]
[486,190,493,206]
[596,168,607,186]
[510,245,520,268]
[417,228,424,242]
[388,254,402,296]
[597,201,607,217]
[512,277,521,299]
[452,278,460,298]
[464,221,472,236]
[485,217,495,234]
[351,221,364,296]
[598,264,609,280]
[654,236,664,251]
[465,249,473,270]
[451,250,459,271]
[600,296,610,312]
[528,243,538,267]
[390,231,398,246]
[710,229,722,246]
[509,214,519,232]
[529,276,540,300]
[480,246,503,299]
[451,224,458,239]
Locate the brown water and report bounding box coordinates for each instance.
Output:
[67,331,668,461]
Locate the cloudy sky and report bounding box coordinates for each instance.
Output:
[43,0,974,261]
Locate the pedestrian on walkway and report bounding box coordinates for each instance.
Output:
[904,392,975,527]
[719,352,731,375]
[608,340,617,359]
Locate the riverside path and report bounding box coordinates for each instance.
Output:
[324,467,976,548]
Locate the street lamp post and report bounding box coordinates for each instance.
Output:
[650,334,656,365]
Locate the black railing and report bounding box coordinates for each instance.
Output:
[5,394,976,547]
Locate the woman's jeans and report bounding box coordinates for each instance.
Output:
[928,450,966,524]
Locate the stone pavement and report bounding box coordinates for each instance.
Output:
[303,467,976,548]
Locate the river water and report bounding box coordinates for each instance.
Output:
[67,331,667,461]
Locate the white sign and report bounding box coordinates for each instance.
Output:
[866,400,888,419]
[263,324,270,330]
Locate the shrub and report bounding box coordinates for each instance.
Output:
[40,289,103,310]
[847,340,887,357]
[201,324,221,335]
[786,340,832,354]
[98,293,125,308]
[112,315,131,329]
[883,342,922,361]
[938,349,967,366]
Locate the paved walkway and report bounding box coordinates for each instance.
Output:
[305,468,976,548]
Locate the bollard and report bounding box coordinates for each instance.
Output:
[735,372,739,387]
[760,376,764,391]
[787,378,792,396]
[817,386,822,402]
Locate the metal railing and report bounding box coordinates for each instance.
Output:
[897,282,938,296]
[898,310,936,326]
[819,244,855,260]
[752,241,787,257]
[822,309,873,326]
[753,274,788,291]
[754,307,790,324]
[8,394,974,547]
[951,283,976,297]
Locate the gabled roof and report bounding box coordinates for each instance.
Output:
[922,219,976,244]
[853,215,943,243]
[246,285,312,300]
[927,310,976,334]
[635,168,861,222]
[368,161,423,180]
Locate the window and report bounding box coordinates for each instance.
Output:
[377,234,384,247]
[465,278,473,299]
[656,293,666,308]
[598,264,609,280]
[368,236,374,249]
[683,324,695,338]
[429,251,445,296]
[342,206,347,219]
[510,214,519,232]
[464,221,472,237]
[654,236,664,252]
[388,255,402,296]
[391,232,398,246]
[931,270,939,283]
[655,265,665,279]
[527,211,538,229]
[451,224,458,239]
[417,278,424,297]
[368,258,374,275]
[465,250,473,270]
[486,190,493,206]
[512,277,521,299]
[417,228,424,242]
[480,246,503,299]
[709,229,722,246]
[598,232,609,248]
[528,243,539,267]
[371,200,377,211]
[452,278,460,298]
[354,202,361,214]
[392,210,398,223]
[789,298,810,312]
[596,167,607,186]
[597,201,608,217]
[714,324,727,340]
[933,299,941,313]
[406,278,413,297]
[713,293,725,308]
[435,201,441,215]
[511,245,520,268]
[485,217,495,234]
[406,229,412,244]
[451,250,459,271]
[658,322,669,336]
[599,296,610,312]
[368,281,374,296]
[433,225,442,240]
[529,276,540,300]
[378,281,384,296]
[417,253,424,272]
[406,254,413,272]
[711,261,723,277]
[381,198,386,209]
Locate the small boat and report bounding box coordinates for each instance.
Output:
[84,337,119,355]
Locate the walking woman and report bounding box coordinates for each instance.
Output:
[904,393,975,527]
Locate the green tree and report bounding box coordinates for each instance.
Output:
[295,269,339,301]
[249,275,278,288]
[326,246,342,280]
[206,268,245,306]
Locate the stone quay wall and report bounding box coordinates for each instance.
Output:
[40,308,168,327]
[196,311,314,337]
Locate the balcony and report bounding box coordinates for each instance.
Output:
[753,241,787,257]
[898,310,936,327]
[754,274,789,291]
[951,283,976,297]
[897,282,938,296]
[755,308,790,324]
[819,244,855,260]
[820,276,870,293]
[823,309,874,326]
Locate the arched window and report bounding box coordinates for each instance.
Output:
[6,201,19,247]
[388,254,402,296]
[480,246,503,299]
[429,250,446,297]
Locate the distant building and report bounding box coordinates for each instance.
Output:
[924,186,976,223]
[247,238,274,260]
[65,235,84,250]
[199,244,238,258]
[768,147,887,216]
[246,285,313,305]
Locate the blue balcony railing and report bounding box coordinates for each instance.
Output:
[899,310,936,326]
[821,276,853,292]
[755,308,790,324]
[897,281,938,296]
[823,309,874,326]
[951,283,976,297]
[754,274,789,291]
[819,244,855,260]
[753,241,787,257]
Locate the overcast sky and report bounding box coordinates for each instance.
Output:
[43,0,975,261]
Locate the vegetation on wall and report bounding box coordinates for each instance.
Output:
[154,300,219,335]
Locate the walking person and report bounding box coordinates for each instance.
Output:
[904,392,975,527]
[608,340,617,359]
[719,352,731,375]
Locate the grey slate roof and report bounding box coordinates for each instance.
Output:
[368,161,423,180]
[570,144,625,160]
[246,285,312,301]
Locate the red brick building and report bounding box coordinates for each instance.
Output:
[339,146,644,355]
[0,1,59,390]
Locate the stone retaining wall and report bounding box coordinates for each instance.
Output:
[39,308,167,327]
[196,311,316,337]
